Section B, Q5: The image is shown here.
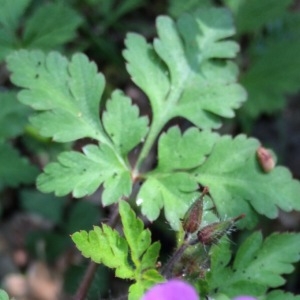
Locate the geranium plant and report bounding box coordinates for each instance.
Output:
[4,4,300,300]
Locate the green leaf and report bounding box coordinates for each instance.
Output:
[193,134,300,228]
[264,290,300,300]
[23,3,82,49]
[140,242,161,271]
[240,34,300,118]
[72,201,163,291]
[129,269,165,300]
[37,144,131,205]
[0,0,31,60]
[224,0,293,34]
[124,7,246,132]
[7,50,108,143]
[119,201,163,298]
[209,232,300,296]
[138,127,218,230]
[138,172,198,230]
[119,200,151,264]
[128,283,145,300]
[0,289,9,300]
[0,0,31,30]
[157,127,219,171]
[72,225,134,279]
[0,91,30,140]
[0,142,38,190]
[103,90,148,156]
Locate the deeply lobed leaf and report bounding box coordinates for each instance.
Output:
[7,50,107,143]
[194,134,300,228]
[37,144,132,204]
[72,225,134,279]
[137,127,218,229]
[208,232,300,297]
[124,7,246,132]
[72,201,163,299]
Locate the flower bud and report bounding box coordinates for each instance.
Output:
[182,187,208,234]
[197,214,245,246]
[256,146,275,173]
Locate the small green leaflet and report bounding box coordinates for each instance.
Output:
[124,7,246,133]
[7,51,148,203]
[37,144,132,205]
[103,90,148,156]
[7,51,107,143]
[22,3,82,49]
[193,134,300,228]
[208,232,300,297]
[72,201,163,300]
[137,127,219,230]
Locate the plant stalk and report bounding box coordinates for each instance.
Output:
[161,242,189,279]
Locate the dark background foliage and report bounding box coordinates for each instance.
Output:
[0,0,300,299]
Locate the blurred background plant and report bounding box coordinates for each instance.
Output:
[0,0,300,299]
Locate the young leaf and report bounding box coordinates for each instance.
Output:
[72,225,134,279]
[193,134,300,228]
[72,201,163,299]
[119,200,152,264]
[23,2,82,49]
[208,232,300,297]
[37,144,132,205]
[7,50,108,143]
[224,0,293,34]
[0,143,38,190]
[124,7,246,133]
[103,90,148,156]
[0,91,30,140]
[137,127,218,229]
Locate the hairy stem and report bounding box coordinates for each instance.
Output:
[161,242,189,279]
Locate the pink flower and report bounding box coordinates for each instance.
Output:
[142,279,199,300]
